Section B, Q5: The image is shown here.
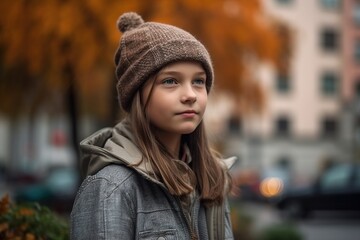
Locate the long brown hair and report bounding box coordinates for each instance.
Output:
[128,84,229,205]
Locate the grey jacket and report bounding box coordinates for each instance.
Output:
[70,120,235,240]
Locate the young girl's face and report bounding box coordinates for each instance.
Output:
[141,61,208,138]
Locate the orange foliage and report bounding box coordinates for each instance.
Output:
[0,0,286,117]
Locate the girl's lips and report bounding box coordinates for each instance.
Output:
[176,110,198,117]
[177,110,198,114]
[179,112,197,118]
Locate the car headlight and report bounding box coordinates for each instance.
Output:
[260,177,284,198]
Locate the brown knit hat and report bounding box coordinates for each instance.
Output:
[114,12,214,112]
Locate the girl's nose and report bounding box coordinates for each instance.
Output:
[180,85,197,104]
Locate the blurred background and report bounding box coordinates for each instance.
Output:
[0,0,360,239]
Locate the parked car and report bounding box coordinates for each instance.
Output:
[14,166,79,213]
[274,163,360,219]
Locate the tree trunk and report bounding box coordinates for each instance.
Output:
[64,64,80,179]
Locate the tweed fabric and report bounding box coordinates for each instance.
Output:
[114,12,214,112]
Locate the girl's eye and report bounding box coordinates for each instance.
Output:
[162,78,177,85]
[193,78,206,85]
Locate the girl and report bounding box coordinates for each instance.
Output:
[70,12,235,240]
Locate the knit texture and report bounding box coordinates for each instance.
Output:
[114,12,214,112]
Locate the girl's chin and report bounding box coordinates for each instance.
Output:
[180,129,196,135]
[178,125,199,134]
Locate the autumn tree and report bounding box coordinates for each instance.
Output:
[0,0,141,162]
[0,0,286,164]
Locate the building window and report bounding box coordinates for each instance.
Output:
[320,0,341,9]
[276,75,291,93]
[354,3,360,26]
[355,39,360,62]
[320,28,340,52]
[276,156,291,169]
[275,0,294,5]
[228,115,242,134]
[321,71,338,95]
[321,116,338,138]
[275,116,291,137]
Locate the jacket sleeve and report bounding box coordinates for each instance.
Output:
[70,176,136,240]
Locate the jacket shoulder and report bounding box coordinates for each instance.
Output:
[76,164,138,198]
[96,163,135,183]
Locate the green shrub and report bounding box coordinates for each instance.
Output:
[257,223,303,240]
[0,194,69,240]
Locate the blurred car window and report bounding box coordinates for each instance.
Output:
[355,166,360,188]
[320,164,351,190]
[45,167,78,196]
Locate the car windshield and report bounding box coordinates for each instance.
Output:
[355,166,360,188]
[320,164,351,190]
[45,168,78,195]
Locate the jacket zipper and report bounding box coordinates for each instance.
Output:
[175,196,198,240]
[190,195,200,240]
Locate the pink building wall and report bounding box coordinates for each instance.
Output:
[342,0,360,103]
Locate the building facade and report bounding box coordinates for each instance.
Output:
[342,0,360,162]
[225,0,359,184]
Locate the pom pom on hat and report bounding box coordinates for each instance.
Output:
[117,12,144,33]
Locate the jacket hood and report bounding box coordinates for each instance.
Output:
[80,119,158,182]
